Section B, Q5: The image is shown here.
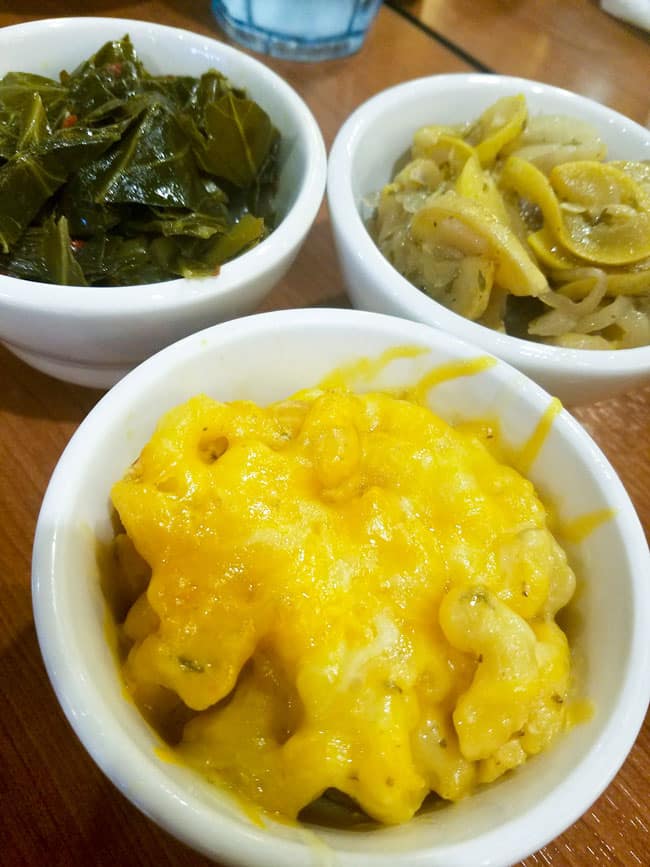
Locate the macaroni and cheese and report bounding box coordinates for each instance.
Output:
[109,384,576,825]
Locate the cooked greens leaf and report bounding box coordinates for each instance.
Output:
[0,122,125,252]
[204,213,266,265]
[42,215,87,285]
[58,171,125,238]
[124,206,230,240]
[74,233,173,285]
[88,102,208,209]
[0,106,19,161]
[2,215,86,285]
[144,75,202,112]
[193,70,235,122]
[64,34,145,118]
[18,92,50,151]
[0,72,67,126]
[195,91,278,188]
[150,213,266,278]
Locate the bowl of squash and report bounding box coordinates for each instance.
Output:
[0,17,326,387]
[327,74,650,405]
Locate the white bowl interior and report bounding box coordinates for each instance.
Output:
[328,74,650,405]
[33,310,650,867]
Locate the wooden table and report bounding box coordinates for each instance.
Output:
[0,2,648,865]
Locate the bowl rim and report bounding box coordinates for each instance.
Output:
[0,17,327,314]
[327,72,650,376]
[31,307,650,867]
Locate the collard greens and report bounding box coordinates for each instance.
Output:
[0,36,280,285]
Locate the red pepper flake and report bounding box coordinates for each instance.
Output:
[106,62,123,76]
[62,113,78,129]
[70,240,86,251]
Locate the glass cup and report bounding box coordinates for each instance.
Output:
[212,0,383,62]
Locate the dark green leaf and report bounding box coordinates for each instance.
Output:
[0,122,125,252]
[18,92,50,151]
[150,212,266,278]
[203,212,266,265]
[193,70,234,122]
[74,233,172,285]
[42,215,87,285]
[58,173,125,238]
[2,215,86,285]
[124,205,230,240]
[194,91,278,188]
[0,71,67,126]
[0,105,19,161]
[144,75,201,112]
[64,35,145,117]
[88,102,208,209]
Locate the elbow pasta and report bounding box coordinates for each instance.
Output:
[109,386,576,825]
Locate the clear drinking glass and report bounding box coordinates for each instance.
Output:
[212,0,383,62]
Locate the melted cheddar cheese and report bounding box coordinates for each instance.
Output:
[111,387,576,825]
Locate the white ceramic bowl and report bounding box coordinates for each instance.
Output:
[0,18,326,388]
[33,308,650,867]
[327,74,650,406]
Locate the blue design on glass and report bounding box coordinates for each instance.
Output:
[212,0,382,61]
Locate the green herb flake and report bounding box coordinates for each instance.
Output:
[178,656,205,673]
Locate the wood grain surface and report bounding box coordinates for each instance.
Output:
[394,0,650,127]
[0,2,648,866]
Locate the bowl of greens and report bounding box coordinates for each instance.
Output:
[0,17,326,387]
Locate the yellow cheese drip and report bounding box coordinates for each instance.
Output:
[560,508,616,544]
[408,356,497,404]
[318,345,427,390]
[516,397,563,475]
